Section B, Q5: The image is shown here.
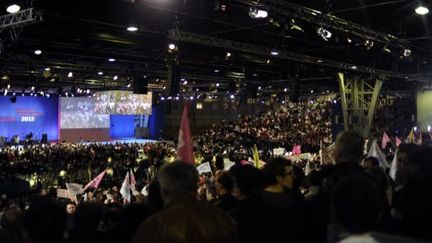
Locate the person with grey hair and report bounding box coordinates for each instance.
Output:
[132,161,240,243]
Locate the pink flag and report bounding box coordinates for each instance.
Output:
[177,104,195,164]
[83,169,106,191]
[381,132,391,149]
[292,145,302,155]
[395,136,402,147]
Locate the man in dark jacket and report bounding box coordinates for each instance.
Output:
[132,161,240,243]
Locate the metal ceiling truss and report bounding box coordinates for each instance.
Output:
[0,8,43,31]
[169,29,425,81]
[235,0,407,48]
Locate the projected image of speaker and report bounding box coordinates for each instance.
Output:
[166,63,180,97]
[133,77,149,94]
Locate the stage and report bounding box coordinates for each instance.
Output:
[80,138,173,145]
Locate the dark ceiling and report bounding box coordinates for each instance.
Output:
[0,0,431,97]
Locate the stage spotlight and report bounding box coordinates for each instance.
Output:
[404,49,412,57]
[98,71,103,75]
[214,69,220,73]
[364,40,374,50]
[168,43,176,50]
[108,58,116,62]
[68,72,73,78]
[34,50,42,55]
[45,67,51,71]
[351,65,358,70]
[127,83,131,88]
[248,6,268,19]
[7,84,10,89]
[266,59,271,64]
[317,27,332,41]
[226,52,231,59]
[216,83,220,87]
[230,94,235,99]
[347,37,352,43]
[113,75,118,80]
[127,22,138,32]
[270,50,279,56]
[415,6,429,15]
[6,4,20,14]
[31,86,35,91]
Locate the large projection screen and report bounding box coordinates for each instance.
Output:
[60,97,110,129]
[94,91,152,115]
[417,90,432,131]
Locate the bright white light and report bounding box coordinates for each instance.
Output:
[175,96,179,100]
[317,27,332,41]
[414,126,418,132]
[190,96,194,100]
[113,75,118,80]
[415,6,429,15]
[21,93,24,96]
[351,65,358,70]
[214,69,220,73]
[333,99,337,104]
[3,90,7,96]
[7,4,20,14]
[253,73,258,77]
[258,86,261,90]
[127,83,131,88]
[31,86,35,91]
[168,43,176,50]
[230,94,235,99]
[249,7,268,19]
[98,71,103,75]
[216,83,220,87]
[7,84,10,89]
[428,125,431,132]
[310,90,314,94]
[270,50,279,56]
[34,50,42,55]
[93,93,96,97]
[45,68,51,71]
[86,89,90,94]
[317,59,323,63]
[40,91,44,96]
[127,26,138,32]
[12,92,15,96]
[46,94,50,98]
[68,72,73,78]
[404,49,412,57]
[347,37,352,43]
[226,52,231,58]
[284,88,288,92]
[108,58,116,62]
[65,92,69,97]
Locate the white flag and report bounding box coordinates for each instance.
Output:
[389,151,398,181]
[120,170,136,204]
[197,162,212,174]
[367,140,389,168]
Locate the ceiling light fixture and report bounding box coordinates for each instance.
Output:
[98,71,103,75]
[317,27,332,41]
[248,6,268,19]
[34,50,42,55]
[45,67,50,71]
[126,22,138,32]
[403,49,412,57]
[168,43,176,50]
[270,50,279,56]
[415,6,429,15]
[113,75,118,80]
[68,72,73,78]
[108,58,116,62]
[6,4,20,14]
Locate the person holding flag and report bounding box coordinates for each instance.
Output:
[177,104,194,164]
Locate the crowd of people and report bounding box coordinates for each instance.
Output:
[0,131,430,243]
[0,94,430,243]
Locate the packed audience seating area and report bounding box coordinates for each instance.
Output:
[0,96,430,243]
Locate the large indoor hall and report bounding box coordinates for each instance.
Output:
[0,0,431,242]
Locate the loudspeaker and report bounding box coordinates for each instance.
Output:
[41,134,48,144]
[166,63,180,96]
[133,77,148,94]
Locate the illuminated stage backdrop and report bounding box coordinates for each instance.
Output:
[0,96,59,141]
